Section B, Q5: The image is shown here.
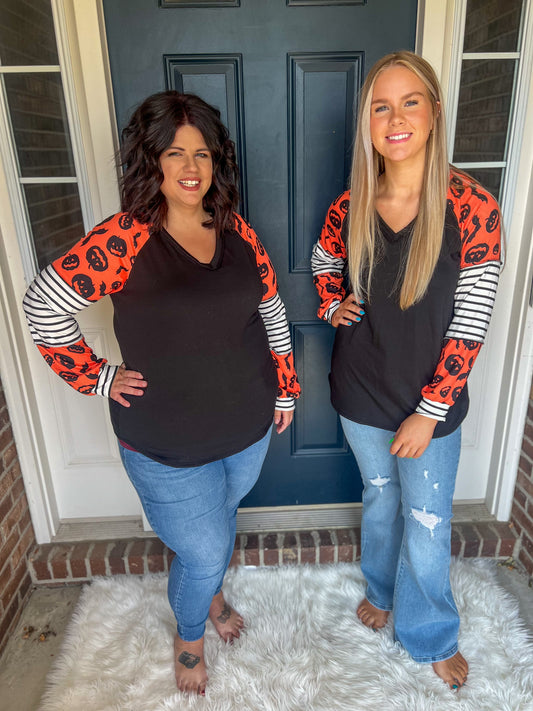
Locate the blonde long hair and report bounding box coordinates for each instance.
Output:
[347,51,449,310]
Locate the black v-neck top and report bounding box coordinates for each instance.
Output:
[329,205,464,436]
[109,226,278,465]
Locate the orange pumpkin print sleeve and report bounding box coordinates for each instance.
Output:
[311,191,349,322]
[22,213,151,397]
[234,214,300,409]
[416,172,502,421]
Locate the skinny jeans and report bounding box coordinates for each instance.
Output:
[340,417,461,663]
[119,427,271,641]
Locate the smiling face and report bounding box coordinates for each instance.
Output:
[369,64,437,170]
[159,124,213,213]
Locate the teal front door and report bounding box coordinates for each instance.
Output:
[102,0,418,507]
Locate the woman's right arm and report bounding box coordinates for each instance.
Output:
[311,191,364,327]
[22,213,150,402]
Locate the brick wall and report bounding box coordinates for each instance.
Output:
[511,379,533,575]
[0,373,36,656]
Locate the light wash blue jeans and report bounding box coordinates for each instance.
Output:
[340,416,461,663]
[119,427,271,642]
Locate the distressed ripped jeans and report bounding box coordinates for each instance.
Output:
[340,416,461,663]
[119,427,271,642]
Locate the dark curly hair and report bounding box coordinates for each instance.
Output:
[120,91,239,235]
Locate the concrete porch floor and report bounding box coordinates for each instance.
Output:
[0,561,531,711]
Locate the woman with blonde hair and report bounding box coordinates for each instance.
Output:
[312,51,501,688]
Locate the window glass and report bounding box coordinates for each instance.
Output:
[453,59,515,163]
[24,184,85,269]
[0,0,58,66]
[464,0,524,53]
[460,167,503,201]
[4,73,76,178]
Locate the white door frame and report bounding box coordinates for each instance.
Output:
[1,0,532,543]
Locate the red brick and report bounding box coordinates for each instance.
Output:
[70,542,90,579]
[491,522,518,557]
[1,496,27,543]
[518,546,533,576]
[299,531,316,564]
[262,533,279,566]
[0,561,12,598]
[0,426,13,454]
[522,438,533,462]
[336,529,354,563]
[513,487,527,510]
[1,558,25,610]
[475,523,498,557]
[318,530,335,563]
[11,525,35,570]
[521,532,533,557]
[17,509,33,538]
[244,534,259,566]
[19,571,32,603]
[127,540,146,575]
[352,526,361,560]
[282,532,298,565]
[0,470,13,502]
[517,471,533,497]
[519,455,532,477]
[512,507,533,540]
[2,444,18,471]
[527,402,533,422]
[50,545,71,579]
[10,477,25,503]
[109,541,127,575]
[0,528,18,575]
[89,542,109,576]
[461,525,481,557]
[146,538,166,573]
[229,548,241,567]
[0,494,12,527]
[450,526,463,556]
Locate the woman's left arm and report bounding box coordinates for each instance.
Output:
[391,183,502,458]
[234,215,301,433]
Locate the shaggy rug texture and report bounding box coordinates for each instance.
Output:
[39,560,533,711]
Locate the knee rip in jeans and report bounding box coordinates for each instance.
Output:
[369,475,390,491]
[410,506,442,537]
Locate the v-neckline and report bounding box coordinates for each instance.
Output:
[162,227,223,270]
[377,212,416,241]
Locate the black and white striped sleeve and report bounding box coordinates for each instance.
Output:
[258,293,295,410]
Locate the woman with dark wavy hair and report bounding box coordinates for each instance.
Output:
[23,91,300,696]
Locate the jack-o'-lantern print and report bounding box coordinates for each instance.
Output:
[460,204,470,223]
[77,384,94,394]
[462,340,478,351]
[59,371,78,382]
[486,209,499,233]
[86,245,109,272]
[71,274,95,299]
[54,353,75,369]
[119,214,133,230]
[329,209,342,230]
[340,199,350,214]
[67,344,85,354]
[464,243,489,264]
[107,235,128,258]
[444,354,464,376]
[62,253,80,271]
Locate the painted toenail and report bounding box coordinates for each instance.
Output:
[452,684,458,690]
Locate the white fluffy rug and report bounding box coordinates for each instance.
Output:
[39,560,533,711]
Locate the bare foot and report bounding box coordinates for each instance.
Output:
[174,633,208,696]
[356,598,389,630]
[209,591,244,643]
[432,651,468,690]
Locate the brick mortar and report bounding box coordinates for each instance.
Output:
[26,522,520,585]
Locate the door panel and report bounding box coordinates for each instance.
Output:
[102,0,418,507]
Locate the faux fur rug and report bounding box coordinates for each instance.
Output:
[39,560,533,711]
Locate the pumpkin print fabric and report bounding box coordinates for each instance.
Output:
[311,169,501,436]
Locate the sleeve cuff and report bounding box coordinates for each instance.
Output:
[95,363,118,397]
[415,397,450,422]
[276,397,295,411]
[324,301,341,323]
